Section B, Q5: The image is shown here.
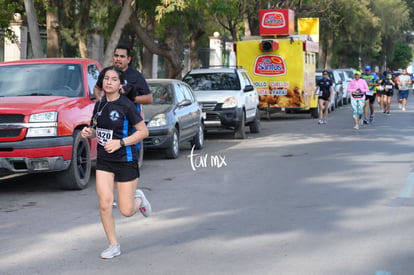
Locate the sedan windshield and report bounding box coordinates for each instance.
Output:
[0,63,84,97]
[183,72,241,91]
[148,83,174,104]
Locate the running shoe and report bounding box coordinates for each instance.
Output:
[399,103,402,109]
[402,107,406,111]
[354,125,359,130]
[369,116,374,123]
[101,244,121,259]
[363,118,369,124]
[323,119,327,124]
[387,112,390,115]
[318,119,323,124]
[135,189,151,217]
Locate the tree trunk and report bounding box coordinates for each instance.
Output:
[325,38,333,69]
[129,13,183,79]
[164,25,184,79]
[189,29,205,69]
[103,0,136,66]
[45,0,60,57]
[141,17,155,79]
[24,0,43,58]
[77,0,91,58]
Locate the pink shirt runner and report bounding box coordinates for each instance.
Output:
[347,78,369,100]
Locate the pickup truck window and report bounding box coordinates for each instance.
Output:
[0,63,83,97]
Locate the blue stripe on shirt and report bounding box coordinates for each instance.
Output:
[123,116,133,161]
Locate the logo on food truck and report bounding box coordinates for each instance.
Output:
[261,11,286,29]
[254,55,286,76]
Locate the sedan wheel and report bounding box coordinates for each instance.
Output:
[165,128,179,159]
[191,124,204,150]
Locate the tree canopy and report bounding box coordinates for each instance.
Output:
[2,0,414,75]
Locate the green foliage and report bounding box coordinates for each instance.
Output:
[155,0,187,22]
[389,41,412,70]
[1,0,414,72]
[0,1,21,42]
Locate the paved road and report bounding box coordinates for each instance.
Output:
[1,99,414,275]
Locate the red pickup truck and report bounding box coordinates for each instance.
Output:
[0,58,101,189]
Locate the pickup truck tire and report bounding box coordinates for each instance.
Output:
[249,108,261,133]
[165,128,179,159]
[58,130,91,190]
[234,111,246,139]
[191,123,204,150]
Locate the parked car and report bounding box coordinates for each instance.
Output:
[182,67,260,139]
[316,69,344,109]
[338,68,354,104]
[144,79,204,159]
[0,58,101,189]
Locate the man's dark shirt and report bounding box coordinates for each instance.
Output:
[96,66,150,102]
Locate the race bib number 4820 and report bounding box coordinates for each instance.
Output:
[96,128,113,146]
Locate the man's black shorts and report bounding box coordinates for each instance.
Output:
[96,159,139,182]
[365,94,375,104]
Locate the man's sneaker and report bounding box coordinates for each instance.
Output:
[354,124,359,130]
[101,244,121,259]
[399,103,402,109]
[363,118,369,124]
[323,119,327,124]
[318,119,323,124]
[402,107,406,111]
[387,112,390,115]
[135,189,151,217]
[369,116,374,123]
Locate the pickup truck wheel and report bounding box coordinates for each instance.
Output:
[249,108,261,133]
[165,128,179,159]
[234,112,246,139]
[190,123,204,150]
[58,130,91,190]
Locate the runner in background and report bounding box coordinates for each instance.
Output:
[315,70,333,124]
[379,73,395,115]
[396,69,412,111]
[361,65,379,124]
[347,71,369,130]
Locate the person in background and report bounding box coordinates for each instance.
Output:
[378,68,393,109]
[82,66,151,259]
[315,70,333,124]
[379,73,395,115]
[347,70,369,130]
[361,65,379,123]
[396,69,412,111]
[94,44,152,105]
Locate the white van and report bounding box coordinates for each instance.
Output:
[338,68,355,105]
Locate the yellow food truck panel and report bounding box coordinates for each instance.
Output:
[236,39,317,110]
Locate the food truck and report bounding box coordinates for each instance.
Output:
[235,9,319,119]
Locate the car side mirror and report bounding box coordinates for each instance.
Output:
[244,85,254,92]
[89,89,96,100]
[178,99,191,107]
